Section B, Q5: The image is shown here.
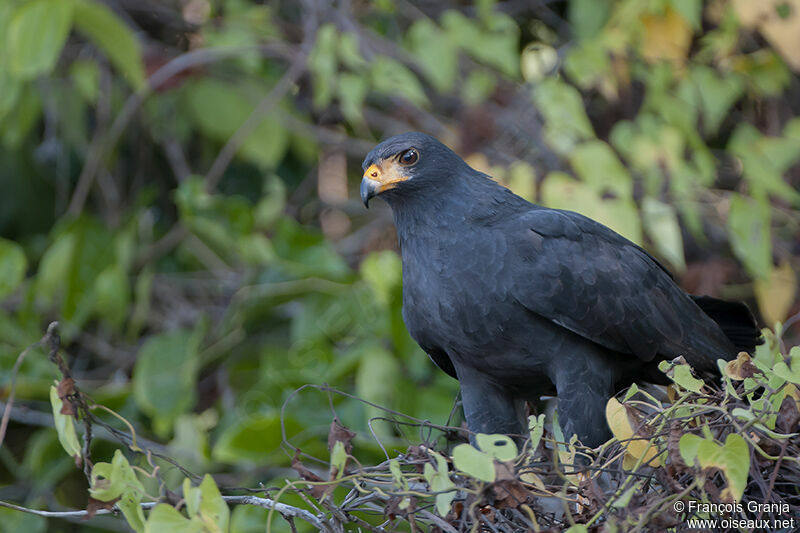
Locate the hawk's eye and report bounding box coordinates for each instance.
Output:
[398,148,419,166]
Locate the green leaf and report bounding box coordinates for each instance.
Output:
[70,60,100,103]
[93,264,130,329]
[697,434,750,501]
[133,328,202,427]
[773,347,800,385]
[6,0,73,79]
[360,251,402,305]
[568,140,632,199]
[89,449,146,502]
[568,0,611,40]
[528,414,545,453]
[145,504,204,533]
[475,433,518,461]
[565,525,589,533]
[452,443,495,482]
[355,344,400,438]
[728,124,800,203]
[308,24,338,109]
[198,475,230,532]
[641,198,685,272]
[678,433,702,465]
[49,385,81,460]
[659,360,704,392]
[533,79,595,155]
[370,57,428,107]
[423,451,455,516]
[330,440,348,479]
[118,491,147,533]
[407,18,457,91]
[0,237,26,300]
[185,79,288,168]
[727,194,772,279]
[72,0,145,90]
[213,414,299,463]
[337,72,369,124]
[541,172,642,244]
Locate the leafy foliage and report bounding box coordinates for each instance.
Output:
[0,0,799,531]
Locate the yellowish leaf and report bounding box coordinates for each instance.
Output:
[605,398,662,468]
[725,352,759,381]
[754,260,797,327]
[640,6,692,64]
[733,0,800,71]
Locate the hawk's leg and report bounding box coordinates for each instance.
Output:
[552,356,615,448]
[457,367,527,440]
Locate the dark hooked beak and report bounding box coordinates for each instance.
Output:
[360,177,379,208]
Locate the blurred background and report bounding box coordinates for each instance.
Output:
[0,0,798,530]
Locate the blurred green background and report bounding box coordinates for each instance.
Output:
[0,0,798,530]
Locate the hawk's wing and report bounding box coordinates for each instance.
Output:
[509,209,735,369]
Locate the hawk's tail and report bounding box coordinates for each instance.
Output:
[691,295,762,353]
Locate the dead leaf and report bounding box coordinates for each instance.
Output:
[57,377,76,415]
[777,395,800,433]
[328,418,356,454]
[291,451,329,500]
[732,0,800,71]
[725,352,759,380]
[491,479,531,509]
[85,496,118,520]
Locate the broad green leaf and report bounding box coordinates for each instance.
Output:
[213,414,299,463]
[389,458,407,489]
[49,385,81,460]
[308,24,338,109]
[541,172,642,244]
[773,347,800,385]
[727,194,772,279]
[145,504,204,533]
[641,198,685,272]
[680,432,750,501]
[360,251,401,305]
[70,60,100,103]
[0,237,26,300]
[452,443,495,482]
[198,475,230,532]
[89,450,146,502]
[118,491,147,533]
[475,433,518,461]
[565,525,589,533]
[185,79,288,168]
[93,264,130,329]
[337,72,368,124]
[679,433,703,465]
[6,0,73,79]
[533,78,595,155]
[697,434,750,501]
[658,360,704,392]
[568,0,611,40]
[330,440,348,480]
[72,0,145,89]
[423,451,455,516]
[728,124,800,203]
[407,18,457,91]
[612,484,638,508]
[370,57,427,106]
[528,414,545,453]
[569,140,632,199]
[0,506,46,533]
[133,328,201,427]
[355,344,400,438]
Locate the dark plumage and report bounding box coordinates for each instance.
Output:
[361,132,761,446]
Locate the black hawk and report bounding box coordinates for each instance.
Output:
[360,132,760,446]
